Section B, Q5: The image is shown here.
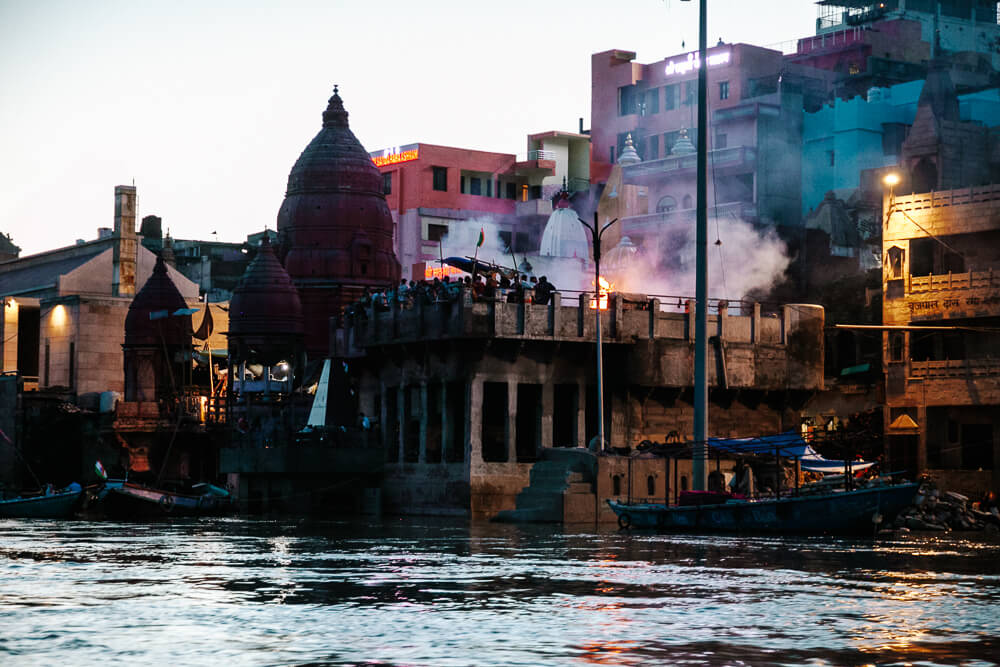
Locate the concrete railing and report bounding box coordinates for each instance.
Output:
[893,184,1000,212]
[909,269,999,294]
[910,358,1000,378]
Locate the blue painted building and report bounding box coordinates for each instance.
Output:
[803,80,1000,216]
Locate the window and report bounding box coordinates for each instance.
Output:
[609,145,615,163]
[656,195,677,213]
[647,135,659,160]
[470,177,482,196]
[619,84,637,116]
[486,179,492,197]
[646,88,660,114]
[715,133,727,149]
[612,475,622,496]
[719,80,729,100]
[890,333,904,362]
[682,194,693,209]
[506,182,517,200]
[664,83,678,110]
[647,475,656,496]
[382,172,392,195]
[529,185,542,200]
[664,131,678,155]
[427,223,448,243]
[684,80,697,105]
[460,176,466,194]
[432,166,447,192]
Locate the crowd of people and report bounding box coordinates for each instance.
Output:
[343,273,557,322]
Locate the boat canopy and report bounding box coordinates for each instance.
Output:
[708,432,876,475]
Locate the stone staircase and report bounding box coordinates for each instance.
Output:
[494,448,598,523]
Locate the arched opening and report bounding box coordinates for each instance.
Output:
[680,475,688,491]
[646,475,656,496]
[612,474,622,496]
[656,195,677,213]
[911,159,937,194]
[682,194,693,209]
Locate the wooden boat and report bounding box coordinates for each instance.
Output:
[608,481,919,534]
[0,483,84,519]
[100,481,234,518]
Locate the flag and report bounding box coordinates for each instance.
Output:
[94,460,108,480]
[477,227,485,248]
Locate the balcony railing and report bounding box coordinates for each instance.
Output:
[909,269,1000,294]
[527,149,557,161]
[622,201,757,232]
[910,358,1000,379]
[622,146,756,179]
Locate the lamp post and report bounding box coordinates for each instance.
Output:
[579,211,618,452]
[883,172,900,228]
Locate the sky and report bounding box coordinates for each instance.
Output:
[1,0,818,257]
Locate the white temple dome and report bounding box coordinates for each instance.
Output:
[539,199,589,259]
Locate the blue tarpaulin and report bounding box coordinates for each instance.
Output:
[708,432,876,475]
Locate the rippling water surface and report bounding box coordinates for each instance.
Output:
[1,517,998,666]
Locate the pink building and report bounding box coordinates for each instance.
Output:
[371,143,555,280]
[590,44,830,246]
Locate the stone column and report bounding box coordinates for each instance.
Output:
[541,382,554,449]
[418,381,428,463]
[577,379,587,448]
[441,382,451,464]
[507,380,518,463]
[396,385,406,463]
[916,404,927,474]
[469,378,483,465]
[752,302,761,343]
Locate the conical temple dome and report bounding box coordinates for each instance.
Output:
[277,86,401,356]
[230,237,304,336]
[603,235,639,272]
[124,255,190,347]
[539,195,589,259]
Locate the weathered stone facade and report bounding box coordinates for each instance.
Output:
[336,293,824,518]
[883,185,1000,497]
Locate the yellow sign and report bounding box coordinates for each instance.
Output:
[372,149,419,167]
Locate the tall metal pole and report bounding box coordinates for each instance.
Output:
[692,0,709,491]
[580,212,617,453]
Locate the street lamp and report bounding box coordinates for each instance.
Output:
[579,211,618,452]
[883,172,900,228]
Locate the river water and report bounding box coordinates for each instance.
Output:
[1,517,998,666]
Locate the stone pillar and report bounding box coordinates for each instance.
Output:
[469,378,483,464]
[441,382,451,463]
[752,302,761,343]
[541,382,554,448]
[418,381,428,463]
[550,292,561,335]
[507,380,518,463]
[396,385,406,463]
[686,299,695,340]
[717,300,728,340]
[577,379,587,448]
[649,298,660,339]
[916,404,927,474]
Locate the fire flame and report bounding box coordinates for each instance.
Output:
[589,276,613,310]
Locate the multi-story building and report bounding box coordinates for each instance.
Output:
[370,142,558,280]
[882,184,1000,497]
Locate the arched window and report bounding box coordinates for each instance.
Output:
[612,474,622,496]
[656,195,677,213]
[647,475,656,496]
[682,194,693,209]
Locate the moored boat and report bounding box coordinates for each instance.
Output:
[0,483,84,519]
[101,481,234,518]
[608,480,919,534]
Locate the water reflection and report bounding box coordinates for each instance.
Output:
[0,517,998,666]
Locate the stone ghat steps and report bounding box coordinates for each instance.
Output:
[493,448,597,523]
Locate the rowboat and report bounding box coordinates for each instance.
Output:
[0,483,84,519]
[100,481,234,518]
[608,481,919,534]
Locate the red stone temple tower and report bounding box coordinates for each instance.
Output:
[277,86,400,356]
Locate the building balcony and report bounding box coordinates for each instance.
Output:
[888,358,1000,407]
[621,201,757,235]
[889,269,1000,322]
[515,199,553,217]
[911,358,1000,379]
[622,146,757,184]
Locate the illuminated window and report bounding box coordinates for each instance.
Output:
[432,167,447,192]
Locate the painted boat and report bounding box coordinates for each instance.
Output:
[608,482,919,534]
[0,483,84,519]
[101,481,234,518]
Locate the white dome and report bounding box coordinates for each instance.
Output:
[539,206,589,259]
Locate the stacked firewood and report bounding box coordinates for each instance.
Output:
[893,481,1000,533]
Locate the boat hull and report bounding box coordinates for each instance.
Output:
[608,483,919,535]
[0,490,83,519]
[102,483,233,518]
